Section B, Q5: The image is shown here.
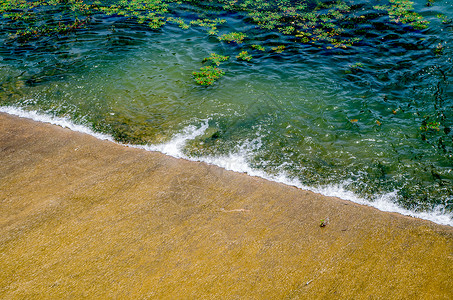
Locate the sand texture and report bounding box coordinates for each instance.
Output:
[1,113,452,299]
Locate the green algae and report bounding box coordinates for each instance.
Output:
[218,31,247,44]
[190,18,226,35]
[236,50,252,61]
[1,0,429,46]
[192,53,229,85]
[192,65,225,86]
[202,53,229,66]
[373,0,429,30]
[251,44,265,51]
[1,0,431,84]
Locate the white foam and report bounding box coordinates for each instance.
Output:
[0,106,114,142]
[2,106,452,226]
[139,120,210,157]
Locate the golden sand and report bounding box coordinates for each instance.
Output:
[1,113,452,299]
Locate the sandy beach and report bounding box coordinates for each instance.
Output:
[0,112,452,298]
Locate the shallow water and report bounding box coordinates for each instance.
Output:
[1,0,452,224]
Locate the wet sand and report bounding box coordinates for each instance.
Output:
[1,112,452,299]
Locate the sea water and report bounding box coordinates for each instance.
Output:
[1,0,452,225]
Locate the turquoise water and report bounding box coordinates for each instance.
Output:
[1,0,452,224]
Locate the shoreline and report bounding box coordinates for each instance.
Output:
[1,106,452,226]
[1,112,452,298]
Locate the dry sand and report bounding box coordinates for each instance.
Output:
[1,112,452,299]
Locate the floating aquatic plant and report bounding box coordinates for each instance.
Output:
[202,53,229,66]
[373,0,429,30]
[192,66,225,86]
[436,14,452,25]
[236,51,252,61]
[190,18,226,35]
[271,45,285,53]
[345,62,364,74]
[1,0,431,49]
[167,17,190,29]
[0,0,434,87]
[219,32,247,44]
[251,44,265,51]
[420,121,440,132]
[196,53,229,85]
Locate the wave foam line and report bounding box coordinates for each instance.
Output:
[141,122,453,227]
[2,106,452,226]
[0,106,113,142]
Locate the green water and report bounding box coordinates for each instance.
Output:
[1,0,452,223]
